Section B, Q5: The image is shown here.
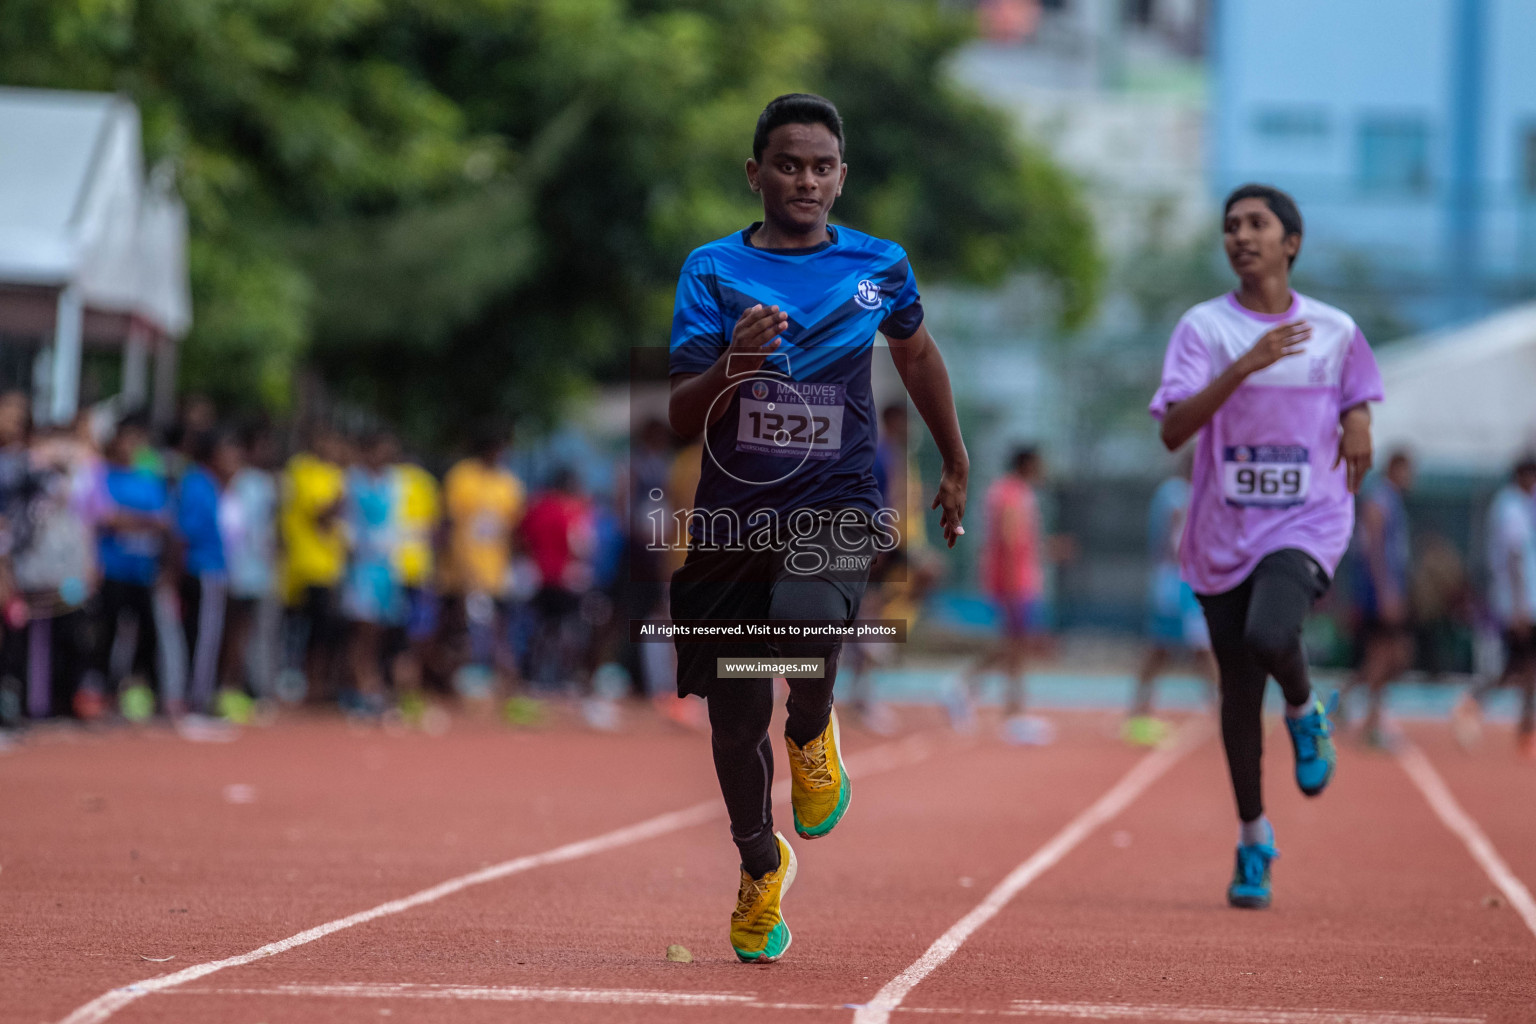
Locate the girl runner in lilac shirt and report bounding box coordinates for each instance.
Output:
[1150,184,1383,911]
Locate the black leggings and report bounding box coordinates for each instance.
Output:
[706,576,852,876]
[93,579,158,690]
[1198,549,1329,824]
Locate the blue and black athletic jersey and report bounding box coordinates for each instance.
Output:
[669,224,923,544]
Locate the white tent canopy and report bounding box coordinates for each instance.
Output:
[1371,302,1536,473]
[0,87,190,421]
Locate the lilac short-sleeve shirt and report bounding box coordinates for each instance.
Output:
[1149,291,1384,595]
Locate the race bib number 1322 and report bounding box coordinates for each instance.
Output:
[1222,445,1310,508]
[736,380,845,460]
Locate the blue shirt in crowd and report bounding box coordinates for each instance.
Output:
[98,465,169,586]
[177,465,226,576]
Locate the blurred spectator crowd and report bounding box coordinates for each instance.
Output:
[0,393,691,734]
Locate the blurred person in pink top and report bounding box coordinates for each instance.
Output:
[520,467,597,691]
[983,446,1045,622]
[950,446,1055,727]
[1150,183,1382,910]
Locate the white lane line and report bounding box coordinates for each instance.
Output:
[165,984,1483,1024]
[55,732,935,1024]
[176,982,829,1011]
[1001,1007,1480,1019]
[1396,742,1536,940]
[852,721,1211,1024]
[177,983,758,1006]
[1003,1001,1483,1024]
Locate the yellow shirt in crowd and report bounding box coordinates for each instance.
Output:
[279,452,347,603]
[441,457,525,596]
[392,463,441,588]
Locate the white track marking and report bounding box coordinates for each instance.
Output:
[1003,1001,1482,1024]
[1396,743,1536,940]
[176,982,827,1011]
[852,721,1211,1024]
[55,733,934,1024]
[178,982,759,1006]
[165,984,1482,1024]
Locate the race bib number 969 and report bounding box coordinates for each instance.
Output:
[1223,445,1310,508]
[736,380,845,460]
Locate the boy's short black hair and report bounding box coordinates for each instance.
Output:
[1010,445,1039,474]
[1514,454,1536,478]
[1223,183,1304,266]
[753,93,844,161]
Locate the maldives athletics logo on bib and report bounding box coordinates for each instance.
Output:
[854,279,882,310]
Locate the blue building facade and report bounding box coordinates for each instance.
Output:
[1210,0,1536,328]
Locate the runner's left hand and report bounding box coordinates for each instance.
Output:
[931,460,968,548]
[1334,409,1372,494]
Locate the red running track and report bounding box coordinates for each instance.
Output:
[2,707,1532,1024]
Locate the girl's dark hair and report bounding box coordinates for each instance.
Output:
[1223,183,1304,266]
[753,93,844,161]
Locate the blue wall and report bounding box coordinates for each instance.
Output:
[1211,0,1536,328]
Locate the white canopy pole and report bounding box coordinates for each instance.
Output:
[48,282,83,423]
[30,343,52,425]
[122,318,149,407]
[151,333,176,426]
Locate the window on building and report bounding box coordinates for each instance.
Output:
[1125,0,1155,25]
[1253,108,1330,143]
[1522,126,1536,197]
[1358,117,1431,195]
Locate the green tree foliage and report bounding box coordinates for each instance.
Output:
[0,0,476,409]
[0,0,1101,440]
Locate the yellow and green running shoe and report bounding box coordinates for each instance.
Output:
[785,709,851,840]
[215,687,256,725]
[1122,715,1171,748]
[730,832,797,962]
[119,680,155,722]
[502,695,546,727]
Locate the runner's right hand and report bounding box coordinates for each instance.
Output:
[727,304,789,372]
[1238,320,1310,375]
[931,460,968,548]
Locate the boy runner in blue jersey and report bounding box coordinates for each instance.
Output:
[668,94,969,962]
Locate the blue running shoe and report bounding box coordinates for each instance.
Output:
[1227,834,1278,909]
[1285,692,1338,797]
